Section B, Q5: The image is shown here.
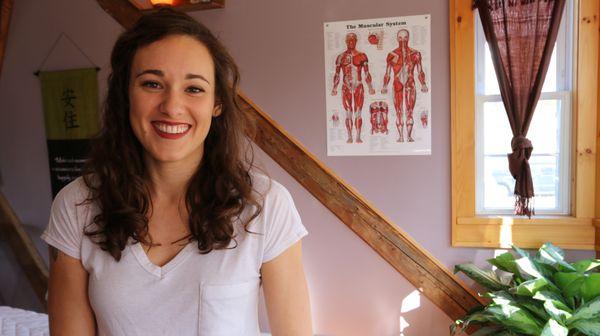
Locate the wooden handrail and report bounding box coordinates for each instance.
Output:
[0,192,49,306]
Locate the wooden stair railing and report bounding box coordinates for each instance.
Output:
[0,192,49,305]
[0,0,484,321]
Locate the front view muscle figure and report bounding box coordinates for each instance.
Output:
[331,33,375,143]
[382,29,428,142]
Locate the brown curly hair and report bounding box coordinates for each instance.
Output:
[82,8,262,261]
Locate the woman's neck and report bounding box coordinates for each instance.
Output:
[144,155,200,204]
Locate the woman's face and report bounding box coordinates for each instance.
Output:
[128,34,221,167]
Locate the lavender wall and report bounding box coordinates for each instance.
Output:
[0,1,594,335]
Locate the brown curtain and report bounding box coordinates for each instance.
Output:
[474,0,566,217]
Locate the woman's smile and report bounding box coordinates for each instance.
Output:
[151,120,192,139]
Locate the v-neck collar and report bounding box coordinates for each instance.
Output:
[130,241,195,278]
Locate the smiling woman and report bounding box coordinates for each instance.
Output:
[40,8,312,336]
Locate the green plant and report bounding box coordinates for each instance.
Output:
[451,242,600,336]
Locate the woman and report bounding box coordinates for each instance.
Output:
[41,9,312,336]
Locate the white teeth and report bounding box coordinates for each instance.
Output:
[154,123,190,134]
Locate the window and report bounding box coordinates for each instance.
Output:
[474,4,574,215]
[450,0,599,250]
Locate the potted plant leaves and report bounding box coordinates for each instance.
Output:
[451,242,600,336]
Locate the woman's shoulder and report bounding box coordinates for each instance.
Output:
[52,176,94,213]
[249,171,292,204]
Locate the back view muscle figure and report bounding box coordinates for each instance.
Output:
[382,29,428,142]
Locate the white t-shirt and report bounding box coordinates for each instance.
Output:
[41,173,308,336]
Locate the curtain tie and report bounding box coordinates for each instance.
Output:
[508,135,532,180]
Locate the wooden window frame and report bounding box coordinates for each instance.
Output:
[450,0,600,250]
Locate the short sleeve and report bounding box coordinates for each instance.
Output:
[261,182,308,263]
[40,178,87,260]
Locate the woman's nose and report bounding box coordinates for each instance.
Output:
[159,89,185,117]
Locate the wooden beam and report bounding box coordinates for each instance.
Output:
[0,0,14,79]
[0,192,49,307]
[97,0,142,30]
[95,0,485,321]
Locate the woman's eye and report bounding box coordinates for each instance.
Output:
[141,81,161,89]
[186,86,205,94]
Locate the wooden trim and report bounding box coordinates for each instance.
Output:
[0,0,14,79]
[450,0,600,250]
[457,216,592,226]
[0,192,49,306]
[95,0,484,320]
[594,219,600,258]
[597,2,600,258]
[574,0,599,218]
[456,222,595,250]
[450,0,477,244]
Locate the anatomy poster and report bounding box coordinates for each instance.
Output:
[324,15,431,156]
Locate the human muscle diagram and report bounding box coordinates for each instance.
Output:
[369,101,389,135]
[382,29,428,143]
[331,33,376,143]
[324,15,431,156]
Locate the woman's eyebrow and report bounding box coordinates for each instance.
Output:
[185,73,210,84]
[135,69,210,84]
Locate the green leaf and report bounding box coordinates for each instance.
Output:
[485,291,514,305]
[540,319,569,336]
[451,310,495,335]
[571,319,600,336]
[536,262,560,279]
[486,304,544,335]
[554,272,585,298]
[516,256,545,279]
[518,300,551,321]
[543,300,572,325]
[487,290,551,321]
[471,326,506,336]
[488,252,522,278]
[512,245,532,259]
[536,242,576,272]
[454,263,509,291]
[495,331,519,336]
[514,278,549,296]
[571,259,600,273]
[533,291,572,312]
[581,273,600,303]
[567,296,600,326]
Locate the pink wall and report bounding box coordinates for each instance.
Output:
[0,0,594,335]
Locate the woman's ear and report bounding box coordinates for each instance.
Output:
[213,103,222,117]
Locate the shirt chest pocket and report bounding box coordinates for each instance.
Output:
[199,280,260,336]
